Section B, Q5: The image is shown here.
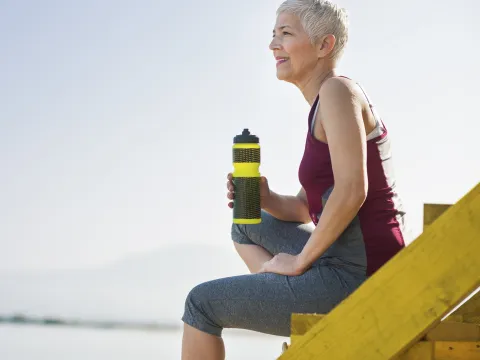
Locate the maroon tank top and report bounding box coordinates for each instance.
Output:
[298,78,407,276]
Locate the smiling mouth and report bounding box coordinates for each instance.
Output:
[276,58,289,66]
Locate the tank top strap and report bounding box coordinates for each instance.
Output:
[309,95,320,135]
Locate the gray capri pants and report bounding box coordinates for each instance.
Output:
[181,210,368,337]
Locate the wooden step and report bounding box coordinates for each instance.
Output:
[290,314,480,346]
[400,341,480,360]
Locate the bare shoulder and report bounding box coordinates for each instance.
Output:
[319,76,359,103]
[319,76,377,138]
[311,77,363,142]
[317,76,363,128]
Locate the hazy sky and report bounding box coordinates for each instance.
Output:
[1,0,479,271]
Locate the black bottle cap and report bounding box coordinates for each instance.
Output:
[234,129,259,144]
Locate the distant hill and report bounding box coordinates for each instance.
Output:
[0,244,248,324]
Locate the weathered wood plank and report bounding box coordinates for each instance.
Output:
[290,313,325,347]
[445,315,480,324]
[435,341,480,360]
[423,204,480,325]
[291,314,480,343]
[444,290,480,324]
[397,341,480,360]
[423,203,451,231]
[279,183,480,360]
[397,341,434,360]
[290,313,325,340]
[425,322,480,341]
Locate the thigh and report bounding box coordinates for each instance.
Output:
[232,210,314,256]
[188,265,365,337]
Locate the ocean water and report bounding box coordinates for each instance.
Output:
[0,324,288,360]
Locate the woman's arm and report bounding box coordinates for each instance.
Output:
[296,77,368,272]
[263,187,311,224]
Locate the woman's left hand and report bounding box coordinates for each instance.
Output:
[259,253,306,276]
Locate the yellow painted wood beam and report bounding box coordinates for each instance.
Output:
[444,290,480,324]
[398,341,434,360]
[425,322,480,341]
[398,341,480,360]
[424,205,480,325]
[290,314,480,345]
[279,182,480,360]
[423,203,451,231]
[290,313,325,345]
[434,341,480,360]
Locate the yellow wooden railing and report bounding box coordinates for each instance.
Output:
[279,182,480,359]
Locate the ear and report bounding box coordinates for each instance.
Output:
[317,34,336,58]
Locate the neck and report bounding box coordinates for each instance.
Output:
[294,64,338,106]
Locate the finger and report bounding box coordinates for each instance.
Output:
[227,173,233,181]
[228,202,233,208]
[227,192,234,200]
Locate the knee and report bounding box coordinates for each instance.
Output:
[184,282,210,315]
[231,222,251,244]
[182,282,223,336]
[231,210,270,245]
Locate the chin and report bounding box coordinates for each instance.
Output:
[276,70,293,82]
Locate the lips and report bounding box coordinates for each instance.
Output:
[276,57,289,66]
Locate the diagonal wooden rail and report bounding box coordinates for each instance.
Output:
[279,182,480,360]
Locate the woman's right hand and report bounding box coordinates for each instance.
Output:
[227,173,271,209]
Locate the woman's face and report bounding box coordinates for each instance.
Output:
[269,12,319,83]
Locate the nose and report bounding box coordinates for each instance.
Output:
[269,37,281,51]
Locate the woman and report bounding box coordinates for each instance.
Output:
[181,0,409,359]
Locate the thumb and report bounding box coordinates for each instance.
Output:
[259,258,273,273]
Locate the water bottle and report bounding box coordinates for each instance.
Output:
[232,129,261,224]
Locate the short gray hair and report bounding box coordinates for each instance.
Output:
[276,0,349,61]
